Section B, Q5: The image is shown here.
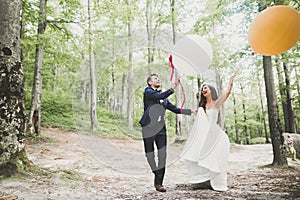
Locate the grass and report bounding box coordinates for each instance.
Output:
[25,131,56,144]
[57,169,82,181]
[72,102,142,139]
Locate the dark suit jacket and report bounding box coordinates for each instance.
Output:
[139,86,191,129]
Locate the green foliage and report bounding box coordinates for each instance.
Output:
[25,131,55,144]
[72,99,142,139]
[41,91,76,130]
[59,169,82,181]
[97,108,141,139]
[250,137,268,144]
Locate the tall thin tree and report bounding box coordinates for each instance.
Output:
[257,68,269,143]
[126,0,134,130]
[240,83,249,144]
[121,73,128,118]
[275,57,289,132]
[283,61,296,133]
[29,0,47,134]
[146,0,166,71]
[88,0,97,131]
[232,93,239,143]
[146,0,153,68]
[169,0,182,136]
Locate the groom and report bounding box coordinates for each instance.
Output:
[139,73,195,192]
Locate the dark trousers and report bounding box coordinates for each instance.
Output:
[143,132,167,185]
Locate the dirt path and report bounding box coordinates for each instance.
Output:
[0,128,299,200]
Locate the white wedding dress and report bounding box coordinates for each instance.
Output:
[180,107,230,191]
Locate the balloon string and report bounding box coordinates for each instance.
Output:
[169,54,186,114]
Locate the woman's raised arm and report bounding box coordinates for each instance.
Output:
[215,69,238,107]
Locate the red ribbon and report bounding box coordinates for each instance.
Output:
[169,55,175,83]
[169,54,186,114]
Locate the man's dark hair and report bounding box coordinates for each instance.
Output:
[147,73,158,86]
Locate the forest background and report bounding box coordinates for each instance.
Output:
[1,0,300,172]
[22,0,300,141]
[1,1,300,198]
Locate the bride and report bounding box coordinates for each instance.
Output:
[180,70,238,191]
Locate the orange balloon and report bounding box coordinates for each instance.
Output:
[248,5,300,56]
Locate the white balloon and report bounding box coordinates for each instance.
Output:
[170,35,213,76]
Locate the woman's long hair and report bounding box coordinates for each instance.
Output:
[198,84,218,111]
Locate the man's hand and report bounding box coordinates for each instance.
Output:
[191,109,198,114]
[172,77,180,89]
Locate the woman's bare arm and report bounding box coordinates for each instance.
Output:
[215,69,238,107]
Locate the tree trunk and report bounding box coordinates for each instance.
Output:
[243,95,249,144]
[146,0,153,68]
[257,68,269,143]
[110,61,116,113]
[126,0,134,130]
[29,0,47,134]
[295,66,300,132]
[146,0,163,71]
[88,0,97,131]
[89,50,97,131]
[240,83,249,144]
[283,62,296,133]
[170,0,176,45]
[276,57,296,133]
[275,58,289,132]
[0,0,27,174]
[121,73,128,118]
[263,56,287,166]
[80,56,88,103]
[108,21,117,114]
[295,66,300,109]
[169,0,181,136]
[232,93,239,144]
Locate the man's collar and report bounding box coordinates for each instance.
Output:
[151,86,156,90]
[150,86,160,91]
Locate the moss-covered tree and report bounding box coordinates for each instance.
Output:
[0,0,28,176]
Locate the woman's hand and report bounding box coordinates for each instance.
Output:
[229,69,238,85]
